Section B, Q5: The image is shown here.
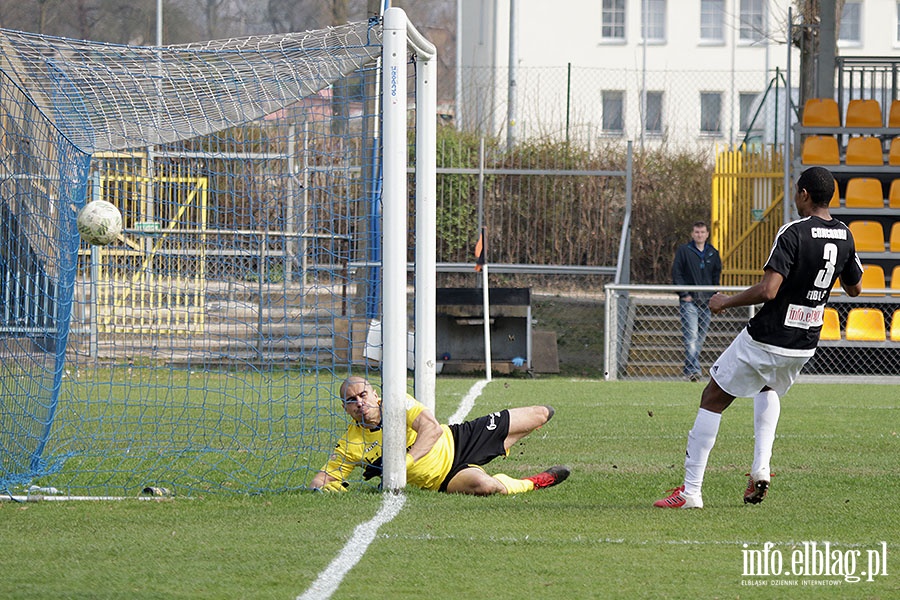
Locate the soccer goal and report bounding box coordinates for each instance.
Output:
[0,7,435,497]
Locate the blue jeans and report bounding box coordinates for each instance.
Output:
[679,299,711,376]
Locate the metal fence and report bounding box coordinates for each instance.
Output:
[426,137,631,377]
[604,284,900,382]
[456,65,794,151]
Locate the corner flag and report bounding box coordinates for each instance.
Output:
[474,225,492,380]
[474,226,486,272]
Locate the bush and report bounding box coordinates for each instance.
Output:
[433,127,714,284]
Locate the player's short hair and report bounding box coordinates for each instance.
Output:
[692,221,708,231]
[797,166,835,207]
[340,376,370,401]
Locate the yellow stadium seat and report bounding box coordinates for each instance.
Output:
[832,277,842,296]
[801,135,840,165]
[848,220,885,252]
[829,183,840,207]
[820,307,841,341]
[890,138,900,166]
[889,100,900,127]
[845,136,883,166]
[844,178,883,208]
[892,310,900,341]
[802,98,840,127]
[845,99,883,127]
[892,266,900,296]
[891,222,900,252]
[859,264,886,296]
[890,180,900,208]
[845,308,886,341]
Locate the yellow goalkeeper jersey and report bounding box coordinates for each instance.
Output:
[321,395,455,491]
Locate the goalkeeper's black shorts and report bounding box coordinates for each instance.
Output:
[438,410,510,491]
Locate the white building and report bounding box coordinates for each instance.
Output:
[457,0,900,149]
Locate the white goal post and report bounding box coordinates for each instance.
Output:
[382,7,437,492]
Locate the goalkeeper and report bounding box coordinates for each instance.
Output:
[309,376,569,495]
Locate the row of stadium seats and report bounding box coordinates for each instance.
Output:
[842,221,900,253]
[821,307,900,342]
[800,135,900,166]
[829,177,900,209]
[800,100,900,343]
[834,264,900,296]
[802,97,900,128]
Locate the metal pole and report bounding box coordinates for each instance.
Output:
[477,137,485,251]
[566,63,572,145]
[414,51,437,411]
[455,0,463,131]
[506,0,518,150]
[784,7,793,227]
[156,0,162,45]
[285,124,295,285]
[640,0,647,151]
[729,0,737,145]
[381,6,409,492]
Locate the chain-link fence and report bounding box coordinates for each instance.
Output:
[456,65,795,151]
[605,284,900,381]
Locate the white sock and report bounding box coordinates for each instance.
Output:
[751,390,780,481]
[683,408,722,497]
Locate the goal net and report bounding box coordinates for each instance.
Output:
[0,9,435,497]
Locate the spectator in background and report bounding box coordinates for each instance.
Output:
[672,221,722,382]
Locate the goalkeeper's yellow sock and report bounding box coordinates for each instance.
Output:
[493,473,535,494]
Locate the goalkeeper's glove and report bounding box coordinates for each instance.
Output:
[309,479,349,492]
[362,457,383,481]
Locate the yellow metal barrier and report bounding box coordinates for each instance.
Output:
[91,153,207,334]
[712,145,785,287]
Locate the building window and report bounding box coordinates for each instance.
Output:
[642,0,666,43]
[739,0,765,43]
[840,1,862,45]
[645,91,663,133]
[739,92,761,132]
[602,90,625,133]
[700,0,725,43]
[602,0,626,41]
[700,92,722,134]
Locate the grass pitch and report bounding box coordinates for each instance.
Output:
[1,378,897,599]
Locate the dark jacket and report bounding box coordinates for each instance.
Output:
[672,240,722,303]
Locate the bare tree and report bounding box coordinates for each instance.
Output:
[793,0,845,108]
[202,0,228,39]
[73,0,103,40]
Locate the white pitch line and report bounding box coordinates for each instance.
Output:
[298,491,407,600]
[298,379,489,600]
[447,379,490,424]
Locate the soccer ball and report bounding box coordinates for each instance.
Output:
[76,200,122,246]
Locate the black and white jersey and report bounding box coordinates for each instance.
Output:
[747,215,863,353]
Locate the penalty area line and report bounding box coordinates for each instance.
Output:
[298,379,488,599]
[297,491,407,600]
[447,379,490,425]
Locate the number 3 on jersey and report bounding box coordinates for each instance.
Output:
[813,243,837,289]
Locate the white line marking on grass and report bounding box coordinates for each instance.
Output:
[447,379,490,425]
[298,380,489,600]
[297,492,407,600]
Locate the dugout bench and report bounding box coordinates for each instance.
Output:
[435,287,532,374]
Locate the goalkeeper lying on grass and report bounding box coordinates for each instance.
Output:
[309,376,569,495]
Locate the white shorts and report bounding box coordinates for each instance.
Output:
[710,329,811,398]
